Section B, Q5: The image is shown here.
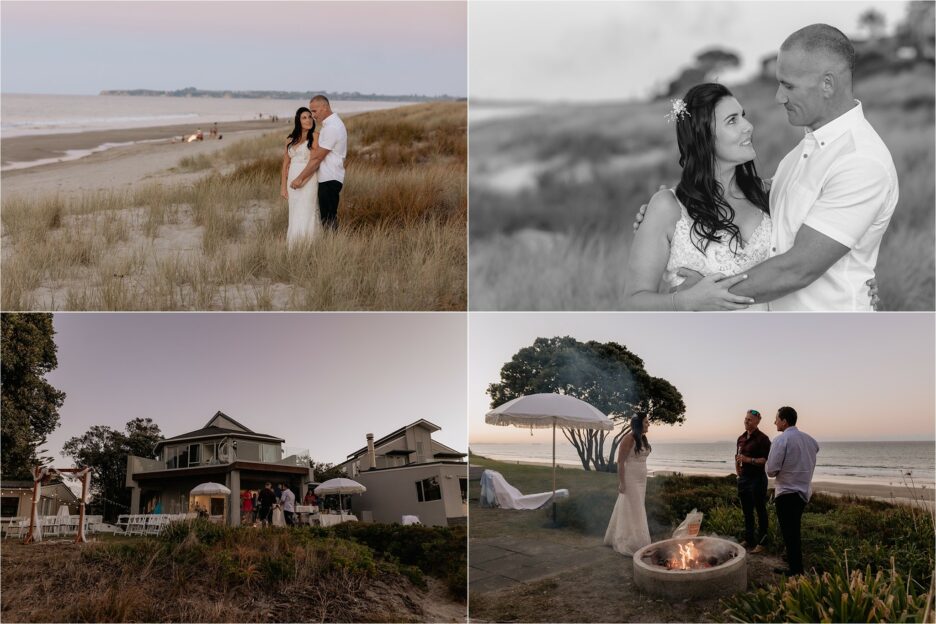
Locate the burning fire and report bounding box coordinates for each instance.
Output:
[659,539,721,570]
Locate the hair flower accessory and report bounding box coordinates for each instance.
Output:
[665,98,690,124]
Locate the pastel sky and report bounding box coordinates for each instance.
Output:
[470,313,935,445]
[471,1,910,102]
[44,313,467,466]
[1,1,467,96]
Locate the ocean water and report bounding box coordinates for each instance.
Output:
[471,441,936,487]
[1,93,411,138]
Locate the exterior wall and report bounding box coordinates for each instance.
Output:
[1,484,81,518]
[350,463,467,527]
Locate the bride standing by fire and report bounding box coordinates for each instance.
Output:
[604,415,652,556]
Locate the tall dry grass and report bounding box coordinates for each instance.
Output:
[470,68,935,311]
[1,101,467,311]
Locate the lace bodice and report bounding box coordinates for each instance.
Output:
[287,141,311,164]
[664,194,771,288]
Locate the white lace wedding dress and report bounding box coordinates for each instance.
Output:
[286,142,320,246]
[664,190,771,310]
[604,445,651,556]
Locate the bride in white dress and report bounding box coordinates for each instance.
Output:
[605,415,652,556]
[280,107,320,247]
[623,83,771,311]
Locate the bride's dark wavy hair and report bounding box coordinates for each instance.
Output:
[287,107,316,149]
[630,416,651,455]
[675,83,769,254]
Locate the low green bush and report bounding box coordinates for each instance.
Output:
[723,557,933,623]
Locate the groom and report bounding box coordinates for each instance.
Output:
[290,95,348,230]
[637,24,898,310]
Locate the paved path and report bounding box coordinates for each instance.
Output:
[470,536,608,594]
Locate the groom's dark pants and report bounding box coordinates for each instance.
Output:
[319,180,343,230]
[775,492,807,574]
[738,472,768,546]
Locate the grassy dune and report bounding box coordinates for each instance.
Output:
[469,66,935,311]
[0,520,467,623]
[1,102,467,311]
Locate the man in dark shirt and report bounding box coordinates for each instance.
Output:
[257,482,277,527]
[735,409,771,553]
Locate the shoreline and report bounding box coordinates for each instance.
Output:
[1,119,282,169]
[471,457,935,505]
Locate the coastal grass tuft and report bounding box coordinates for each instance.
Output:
[0,101,466,311]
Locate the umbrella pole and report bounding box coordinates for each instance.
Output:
[552,422,557,525]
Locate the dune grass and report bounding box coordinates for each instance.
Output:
[469,69,935,311]
[1,101,467,311]
[0,520,466,622]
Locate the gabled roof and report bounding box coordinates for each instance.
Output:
[345,419,447,460]
[155,411,285,450]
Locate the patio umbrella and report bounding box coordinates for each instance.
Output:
[315,478,366,515]
[485,393,614,520]
[190,482,232,496]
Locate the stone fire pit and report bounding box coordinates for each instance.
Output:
[633,536,746,599]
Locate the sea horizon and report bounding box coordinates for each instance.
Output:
[471,441,936,488]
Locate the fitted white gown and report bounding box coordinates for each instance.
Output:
[286,142,320,246]
[604,445,651,556]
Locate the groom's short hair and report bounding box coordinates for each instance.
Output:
[777,406,798,426]
[310,94,331,106]
[781,24,855,74]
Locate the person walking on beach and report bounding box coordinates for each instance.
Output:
[735,409,771,553]
[766,406,819,576]
[290,95,347,230]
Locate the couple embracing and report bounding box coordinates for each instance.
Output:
[279,95,348,247]
[625,24,898,311]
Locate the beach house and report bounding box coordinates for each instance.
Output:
[125,411,313,526]
[336,420,467,526]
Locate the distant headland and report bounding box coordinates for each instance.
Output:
[98,87,463,102]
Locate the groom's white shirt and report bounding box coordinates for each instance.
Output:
[318,112,347,184]
[768,101,898,311]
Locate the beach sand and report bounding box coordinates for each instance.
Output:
[1,120,283,199]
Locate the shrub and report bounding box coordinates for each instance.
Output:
[722,557,934,623]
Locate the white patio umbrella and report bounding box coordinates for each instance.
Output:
[315,478,366,515]
[485,393,614,519]
[190,482,232,496]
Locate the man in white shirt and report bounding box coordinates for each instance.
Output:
[637,24,896,310]
[728,24,898,310]
[765,406,819,576]
[291,94,348,230]
[279,482,296,526]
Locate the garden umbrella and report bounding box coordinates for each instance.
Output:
[485,393,614,519]
[190,482,232,496]
[314,478,367,515]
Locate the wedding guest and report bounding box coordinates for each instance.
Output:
[240,488,254,525]
[735,409,771,553]
[766,406,819,576]
[303,488,317,507]
[280,482,296,526]
[257,482,277,527]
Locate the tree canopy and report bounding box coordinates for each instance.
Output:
[1,313,66,479]
[62,418,162,521]
[487,336,686,471]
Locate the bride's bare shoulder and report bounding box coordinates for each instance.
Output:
[640,188,681,230]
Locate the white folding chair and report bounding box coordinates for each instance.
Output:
[116,514,130,533]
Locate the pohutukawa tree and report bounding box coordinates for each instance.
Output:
[487,336,686,471]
